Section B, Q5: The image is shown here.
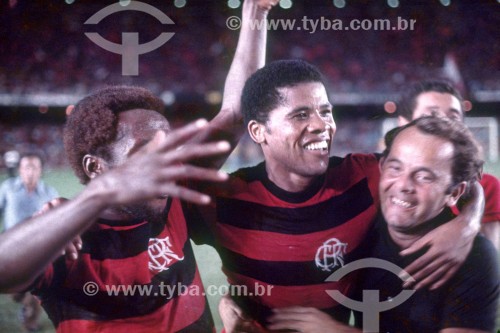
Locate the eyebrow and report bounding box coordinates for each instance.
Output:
[288,103,333,115]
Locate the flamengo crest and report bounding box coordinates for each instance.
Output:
[148,236,184,273]
[315,238,348,272]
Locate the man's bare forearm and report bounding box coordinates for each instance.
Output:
[0,184,108,292]
[458,182,484,236]
[194,0,271,168]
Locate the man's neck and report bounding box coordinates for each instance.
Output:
[23,182,37,193]
[265,166,317,193]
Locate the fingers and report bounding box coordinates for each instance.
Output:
[413,263,449,291]
[63,242,80,261]
[401,250,438,287]
[152,119,209,153]
[156,184,213,205]
[62,236,83,261]
[161,141,231,165]
[157,165,228,184]
[256,0,279,11]
[33,197,68,217]
[429,265,459,290]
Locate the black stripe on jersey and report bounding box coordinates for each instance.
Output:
[80,222,151,260]
[177,298,215,333]
[216,177,373,234]
[219,247,360,286]
[36,237,198,323]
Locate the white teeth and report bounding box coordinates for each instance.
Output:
[392,197,413,208]
[305,141,328,151]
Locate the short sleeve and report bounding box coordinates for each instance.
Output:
[481,174,500,223]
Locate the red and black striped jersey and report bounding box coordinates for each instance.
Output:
[188,154,380,325]
[479,173,500,224]
[31,198,214,333]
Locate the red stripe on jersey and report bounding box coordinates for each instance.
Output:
[216,204,376,262]
[225,271,356,309]
[55,270,209,333]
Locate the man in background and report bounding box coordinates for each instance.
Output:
[397,80,500,250]
[0,152,58,332]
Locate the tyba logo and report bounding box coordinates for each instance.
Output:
[85,1,175,76]
[325,258,416,332]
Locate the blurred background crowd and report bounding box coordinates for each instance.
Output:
[0,0,498,171]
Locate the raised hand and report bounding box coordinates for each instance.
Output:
[88,119,230,207]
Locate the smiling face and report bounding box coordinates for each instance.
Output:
[379,126,462,234]
[249,81,335,192]
[106,108,171,222]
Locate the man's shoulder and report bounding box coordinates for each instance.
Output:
[230,161,266,182]
[457,235,499,282]
[480,173,500,193]
[0,177,21,190]
[328,153,380,167]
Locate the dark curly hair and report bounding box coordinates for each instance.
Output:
[384,116,483,195]
[64,86,164,184]
[241,59,326,126]
[397,80,464,122]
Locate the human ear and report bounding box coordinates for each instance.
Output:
[82,154,107,179]
[378,156,386,173]
[446,182,467,207]
[397,116,410,126]
[248,120,266,144]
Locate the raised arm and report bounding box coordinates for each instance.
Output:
[0,121,230,293]
[193,0,277,168]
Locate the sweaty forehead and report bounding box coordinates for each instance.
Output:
[392,127,454,164]
[278,82,329,106]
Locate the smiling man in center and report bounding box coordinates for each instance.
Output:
[187,59,483,332]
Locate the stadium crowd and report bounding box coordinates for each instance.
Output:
[0,1,498,96]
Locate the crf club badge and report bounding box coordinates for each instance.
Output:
[315,238,348,272]
[148,236,184,273]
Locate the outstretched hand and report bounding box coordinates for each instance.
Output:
[88,119,230,207]
[400,215,475,290]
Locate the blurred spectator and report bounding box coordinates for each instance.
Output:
[0,152,58,332]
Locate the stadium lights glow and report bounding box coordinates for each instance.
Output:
[387,0,399,8]
[174,0,187,8]
[227,0,241,9]
[65,0,75,4]
[384,101,397,114]
[161,91,176,106]
[439,0,451,6]
[333,0,346,9]
[279,0,292,9]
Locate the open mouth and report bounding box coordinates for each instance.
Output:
[391,197,415,209]
[304,140,329,152]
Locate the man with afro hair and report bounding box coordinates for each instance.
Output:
[0,1,278,332]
